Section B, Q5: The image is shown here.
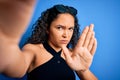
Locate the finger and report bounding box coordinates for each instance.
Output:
[90,38,97,56]
[83,24,94,47]
[77,26,89,47]
[87,32,95,51]
[62,46,72,62]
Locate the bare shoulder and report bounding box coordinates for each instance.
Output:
[21,43,39,61]
[24,43,47,72]
[22,43,44,54]
[21,43,43,72]
[22,43,38,50]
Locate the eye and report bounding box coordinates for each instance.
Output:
[69,27,74,31]
[56,25,63,30]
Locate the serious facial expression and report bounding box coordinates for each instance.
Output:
[47,13,75,51]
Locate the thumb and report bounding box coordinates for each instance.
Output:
[62,46,72,61]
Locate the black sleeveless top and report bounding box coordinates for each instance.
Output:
[27,42,75,80]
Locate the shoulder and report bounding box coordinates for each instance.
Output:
[21,43,41,60]
[22,43,42,51]
[22,43,44,71]
[22,43,45,55]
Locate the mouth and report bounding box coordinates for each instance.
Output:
[60,40,68,44]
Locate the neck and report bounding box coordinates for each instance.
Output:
[47,41,61,52]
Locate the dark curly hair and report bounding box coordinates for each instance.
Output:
[25,4,80,48]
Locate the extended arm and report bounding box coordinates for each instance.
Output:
[0,0,36,78]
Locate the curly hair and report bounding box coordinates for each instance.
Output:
[25,4,80,48]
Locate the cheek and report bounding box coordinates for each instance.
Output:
[49,31,61,40]
[54,32,62,39]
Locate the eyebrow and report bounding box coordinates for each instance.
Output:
[56,24,74,28]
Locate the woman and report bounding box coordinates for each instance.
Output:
[23,5,96,80]
[0,1,97,80]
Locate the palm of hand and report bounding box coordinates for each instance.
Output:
[62,24,97,71]
[68,46,93,71]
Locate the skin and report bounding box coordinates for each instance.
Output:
[0,0,98,80]
[47,13,75,51]
[0,0,36,77]
[28,13,97,80]
[28,13,76,72]
[62,24,97,80]
[0,0,36,40]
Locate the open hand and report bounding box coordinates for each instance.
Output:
[62,24,97,71]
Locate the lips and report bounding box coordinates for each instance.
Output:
[60,40,68,44]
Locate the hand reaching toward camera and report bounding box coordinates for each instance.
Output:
[0,0,36,42]
[0,0,36,77]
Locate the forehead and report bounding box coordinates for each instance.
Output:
[51,13,75,27]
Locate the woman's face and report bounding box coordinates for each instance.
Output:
[47,13,75,51]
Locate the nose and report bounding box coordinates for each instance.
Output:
[62,30,68,38]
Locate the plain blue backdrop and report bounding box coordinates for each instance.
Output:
[0,0,120,80]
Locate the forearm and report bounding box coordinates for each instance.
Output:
[76,69,98,80]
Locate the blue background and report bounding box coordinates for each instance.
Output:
[0,0,120,80]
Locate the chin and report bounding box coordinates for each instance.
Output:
[59,44,68,47]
